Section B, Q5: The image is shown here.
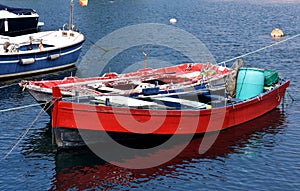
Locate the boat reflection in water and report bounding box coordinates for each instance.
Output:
[51,108,286,190]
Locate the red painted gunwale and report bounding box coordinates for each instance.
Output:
[52,80,290,135]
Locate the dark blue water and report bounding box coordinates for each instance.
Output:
[0,0,300,190]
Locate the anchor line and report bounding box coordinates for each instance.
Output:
[1,100,53,160]
[0,103,41,113]
[84,36,110,52]
[0,83,19,89]
[217,33,300,65]
[286,89,296,102]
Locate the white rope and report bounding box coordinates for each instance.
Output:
[0,83,19,89]
[217,33,300,65]
[0,103,41,113]
[1,101,54,160]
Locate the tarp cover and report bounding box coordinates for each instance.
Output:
[0,4,36,15]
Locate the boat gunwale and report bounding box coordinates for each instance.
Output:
[0,32,85,56]
[55,80,290,116]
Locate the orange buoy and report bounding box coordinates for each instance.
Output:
[270,28,284,38]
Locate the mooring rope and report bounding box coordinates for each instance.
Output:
[0,103,41,113]
[84,36,110,52]
[0,83,19,89]
[217,33,300,65]
[1,100,53,160]
[286,89,296,102]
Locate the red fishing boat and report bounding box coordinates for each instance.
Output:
[51,67,289,148]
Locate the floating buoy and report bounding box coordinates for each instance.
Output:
[270,28,284,38]
[169,18,177,24]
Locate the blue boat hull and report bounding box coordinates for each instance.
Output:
[0,41,84,79]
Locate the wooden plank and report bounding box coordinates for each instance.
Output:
[138,88,209,98]
[150,97,208,109]
[97,86,126,94]
[94,95,158,107]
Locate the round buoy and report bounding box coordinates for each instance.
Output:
[169,18,177,24]
[270,28,284,38]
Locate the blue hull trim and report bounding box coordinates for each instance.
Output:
[0,41,84,78]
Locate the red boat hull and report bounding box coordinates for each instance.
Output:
[51,80,289,148]
[52,109,284,189]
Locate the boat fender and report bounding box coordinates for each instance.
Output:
[48,54,60,60]
[20,58,35,65]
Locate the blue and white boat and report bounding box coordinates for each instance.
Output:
[0,28,85,79]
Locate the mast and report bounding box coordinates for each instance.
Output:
[69,0,74,30]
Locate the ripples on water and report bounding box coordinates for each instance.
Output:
[0,0,299,190]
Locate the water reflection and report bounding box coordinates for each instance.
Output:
[50,109,285,190]
[21,122,56,158]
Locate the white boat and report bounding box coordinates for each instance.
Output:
[0,1,85,79]
[0,29,85,79]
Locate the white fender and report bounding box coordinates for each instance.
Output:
[20,58,35,65]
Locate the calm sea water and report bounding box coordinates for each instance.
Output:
[0,0,300,190]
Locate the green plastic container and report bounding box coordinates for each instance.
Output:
[264,70,279,86]
[236,68,264,100]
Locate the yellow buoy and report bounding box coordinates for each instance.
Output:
[270,28,284,38]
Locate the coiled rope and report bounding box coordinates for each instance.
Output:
[1,100,53,160]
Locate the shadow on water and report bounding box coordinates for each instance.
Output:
[0,66,77,87]
[47,108,286,190]
[21,122,56,158]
